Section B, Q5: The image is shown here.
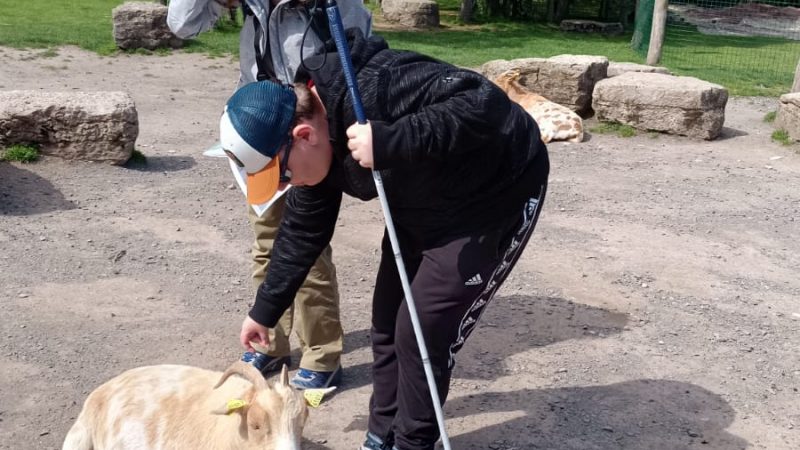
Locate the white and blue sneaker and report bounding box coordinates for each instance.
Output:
[290,365,342,390]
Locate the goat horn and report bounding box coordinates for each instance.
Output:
[214,361,269,390]
[279,364,289,387]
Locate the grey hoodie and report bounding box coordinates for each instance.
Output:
[167,0,372,86]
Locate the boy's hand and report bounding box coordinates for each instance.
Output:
[240,316,270,352]
[346,122,374,169]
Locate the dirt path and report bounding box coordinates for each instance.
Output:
[1,46,798,450]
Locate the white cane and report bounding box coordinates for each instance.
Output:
[323,1,452,448]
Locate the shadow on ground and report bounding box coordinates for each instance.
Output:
[456,295,629,380]
[716,127,749,141]
[0,162,76,215]
[446,379,747,449]
[124,155,196,172]
[334,295,628,392]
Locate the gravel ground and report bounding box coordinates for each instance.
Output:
[1,46,799,450]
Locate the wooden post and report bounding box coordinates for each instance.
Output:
[647,0,668,65]
[792,57,800,93]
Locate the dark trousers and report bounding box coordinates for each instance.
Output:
[368,167,548,449]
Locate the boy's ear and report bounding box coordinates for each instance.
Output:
[292,123,316,145]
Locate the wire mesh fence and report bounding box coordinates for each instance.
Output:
[633,0,800,95]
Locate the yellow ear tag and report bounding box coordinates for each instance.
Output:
[226,399,248,414]
[303,387,337,408]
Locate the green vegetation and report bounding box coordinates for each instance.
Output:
[128,149,147,164]
[0,0,795,95]
[763,111,777,123]
[771,129,794,146]
[0,0,122,55]
[590,122,637,138]
[0,144,40,163]
[659,28,799,97]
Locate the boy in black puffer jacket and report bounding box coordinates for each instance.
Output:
[221,30,549,450]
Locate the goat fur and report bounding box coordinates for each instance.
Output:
[62,363,307,450]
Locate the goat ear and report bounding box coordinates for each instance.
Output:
[211,398,248,416]
[279,364,289,387]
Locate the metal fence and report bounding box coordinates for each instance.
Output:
[633,0,800,93]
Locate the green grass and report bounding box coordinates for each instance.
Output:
[129,149,147,164]
[380,22,643,67]
[764,111,777,123]
[0,0,796,96]
[590,122,637,138]
[658,28,799,97]
[0,0,123,54]
[771,129,794,146]
[1,144,39,163]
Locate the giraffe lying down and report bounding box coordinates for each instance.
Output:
[493,69,584,144]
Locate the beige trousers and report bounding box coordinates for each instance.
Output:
[248,195,343,372]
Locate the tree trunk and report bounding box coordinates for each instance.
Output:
[460,0,476,23]
[792,57,800,93]
[547,0,570,24]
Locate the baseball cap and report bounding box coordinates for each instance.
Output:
[219,81,297,205]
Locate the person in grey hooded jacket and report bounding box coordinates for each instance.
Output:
[167,0,372,390]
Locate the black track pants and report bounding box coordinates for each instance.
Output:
[367,174,548,450]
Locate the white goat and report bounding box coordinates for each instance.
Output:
[62,362,308,450]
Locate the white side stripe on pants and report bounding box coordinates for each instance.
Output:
[447,192,544,369]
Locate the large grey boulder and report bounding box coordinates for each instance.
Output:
[479,55,608,117]
[113,2,183,50]
[592,72,728,140]
[382,0,439,29]
[607,62,672,77]
[0,91,138,164]
[775,93,800,142]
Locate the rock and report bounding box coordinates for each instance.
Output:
[592,72,728,140]
[479,55,608,117]
[560,20,624,36]
[381,0,439,29]
[607,62,672,77]
[775,93,800,142]
[112,2,183,50]
[0,90,139,164]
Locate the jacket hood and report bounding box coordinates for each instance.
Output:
[298,28,389,135]
[301,27,388,94]
[297,28,390,199]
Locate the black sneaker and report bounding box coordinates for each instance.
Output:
[360,431,394,450]
[240,351,291,377]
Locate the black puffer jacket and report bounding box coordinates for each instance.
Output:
[250,30,547,327]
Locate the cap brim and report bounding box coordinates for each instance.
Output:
[246,155,281,205]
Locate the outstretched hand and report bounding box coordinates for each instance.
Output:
[240,315,270,352]
[346,122,374,169]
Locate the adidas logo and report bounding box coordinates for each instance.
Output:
[464,273,483,286]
